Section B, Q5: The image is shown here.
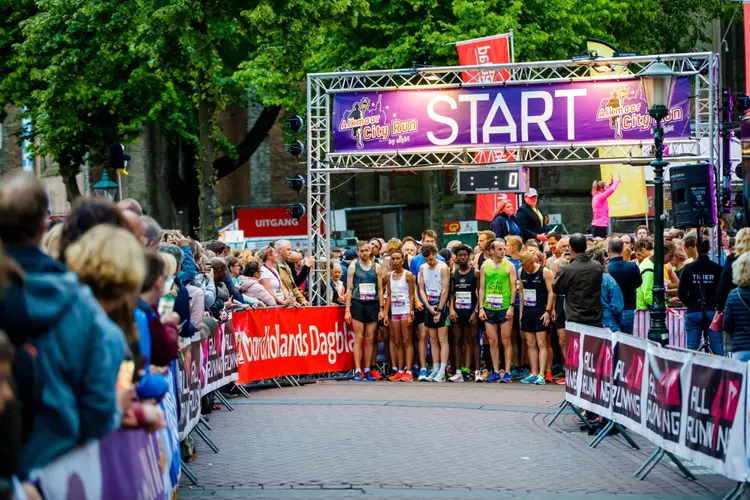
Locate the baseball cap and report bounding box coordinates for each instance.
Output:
[343,249,358,261]
[525,188,539,197]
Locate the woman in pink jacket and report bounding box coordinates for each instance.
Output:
[591,174,621,238]
[239,261,277,307]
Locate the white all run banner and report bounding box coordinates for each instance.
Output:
[565,322,747,482]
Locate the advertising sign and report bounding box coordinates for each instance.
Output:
[456,33,512,83]
[332,78,691,153]
[236,207,307,238]
[233,306,355,383]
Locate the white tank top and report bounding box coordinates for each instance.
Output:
[422,262,443,306]
[390,271,410,315]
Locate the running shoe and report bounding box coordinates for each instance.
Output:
[388,371,403,382]
[417,368,428,381]
[521,367,531,379]
[555,377,566,385]
[500,372,512,383]
[545,371,553,383]
[426,370,438,382]
[401,371,414,382]
[486,371,502,383]
[463,371,473,382]
[449,372,464,383]
[354,371,365,381]
[552,369,565,380]
[474,370,483,383]
[366,371,377,381]
[520,373,537,384]
[433,372,447,383]
[510,367,522,380]
[480,368,491,380]
[534,374,546,385]
[370,369,383,381]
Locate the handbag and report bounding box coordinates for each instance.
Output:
[710,311,724,332]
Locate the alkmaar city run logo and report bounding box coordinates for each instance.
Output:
[339,95,418,149]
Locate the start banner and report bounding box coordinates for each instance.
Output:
[565,322,747,482]
[233,306,356,383]
[332,77,691,153]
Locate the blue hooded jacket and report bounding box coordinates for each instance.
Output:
[1,246,125,476]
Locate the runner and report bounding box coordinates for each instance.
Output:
[419,244,451,382]
[474,230,495,378]
[505,235,526,380]
[552,237,571,385]
[478,238,516,383]
[518,249,554,385]
[386,249,417,381]
[409,230,445,380]
[345,240,386,381]
[448,245,479,382]
[473,230,495,270]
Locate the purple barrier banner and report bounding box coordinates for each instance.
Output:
[332,77,691,153]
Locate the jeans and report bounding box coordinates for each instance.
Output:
[733,350,750,362]
[620,309,635,335]
[684,311,724,356]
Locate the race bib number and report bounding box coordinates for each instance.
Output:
[523,289,537,307]
[274,289,284,300]
[426,287,441,305]
[359,283,376,301]
[485,294,503,309]
[455,291,473,310]
[392,291,408,308]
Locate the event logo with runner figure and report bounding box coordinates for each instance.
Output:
[596,83,685,139]
[338,95,419,149]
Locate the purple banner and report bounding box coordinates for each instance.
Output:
[332,77,691,153]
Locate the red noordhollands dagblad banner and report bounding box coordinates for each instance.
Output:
[233,306,355,383]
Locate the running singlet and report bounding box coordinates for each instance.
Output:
[422,263,444,307]
[390,271,410,316]
[352,261,378,302]
[483,260,512,311]
[521,266,547,311]
[452,268,477,312]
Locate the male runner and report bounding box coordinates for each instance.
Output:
[518,248,554,385]
[345,240,385,381]
[474,231,495,377]
[419,244,451,382]
[409,230,444,380]
[478,238,516,383]
[473,230,495,270]
[448,245,478,382]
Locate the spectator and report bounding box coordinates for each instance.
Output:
[678,236,724,355]
[211,257,248,313]
[157,244,195,338]
[117,198,143,216]
[490,199,521,239]
[683,231,698,264]
[136,252,180,367]
[0,171,125,475]
[239,261,276,307]
[65,225,146,361]
[227,256,243,286]
[515,188,547,243]
[259,246,294,307]
[635,225,650,240]
[275,240,308,306]
[635,237,655,309]
[205,240,229,258]
[330,262,346,305]
[57,198,129,263]
[607,237,642,334]
[340,248,358,290]
[553,233,603,326]
[41,222,63,259]
[140,216,162,250]
[717,227,750,312]
[589,247,624,332]
[724,252,750,361]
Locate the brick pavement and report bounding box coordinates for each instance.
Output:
[179,381,737,499]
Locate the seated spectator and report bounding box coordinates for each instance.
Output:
[724,252,750,361]
[0,172,125,475]
[238,261,275,307]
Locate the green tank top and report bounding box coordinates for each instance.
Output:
[483,259,512,311]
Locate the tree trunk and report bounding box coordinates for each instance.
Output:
[197,91,219,241]
[214,105,280,180]
[59,155,81,204]
[429,171,445,247]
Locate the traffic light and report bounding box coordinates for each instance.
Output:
[109,143,131,170]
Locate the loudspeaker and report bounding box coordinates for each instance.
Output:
[669,163,716,229]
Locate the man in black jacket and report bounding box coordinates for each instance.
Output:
[607,237,642,334]
[678,236,724,355]
[553,233,603,326]
[515,188,547,243]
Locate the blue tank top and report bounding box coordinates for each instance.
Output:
[352,261,378,302]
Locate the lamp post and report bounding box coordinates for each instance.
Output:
[92,169,119,201]
[638,58,677,347]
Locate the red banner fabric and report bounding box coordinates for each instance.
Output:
[236,207,307,238]
[455,33,511,83]
[475,193,519,221]
[233,306,355,383]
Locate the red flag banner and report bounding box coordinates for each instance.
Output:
[233,306,355,383]
[455,33,511,83]
[475,193,518,221]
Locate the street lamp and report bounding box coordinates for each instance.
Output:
[638,57,677,347]
[92,169,119,201]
